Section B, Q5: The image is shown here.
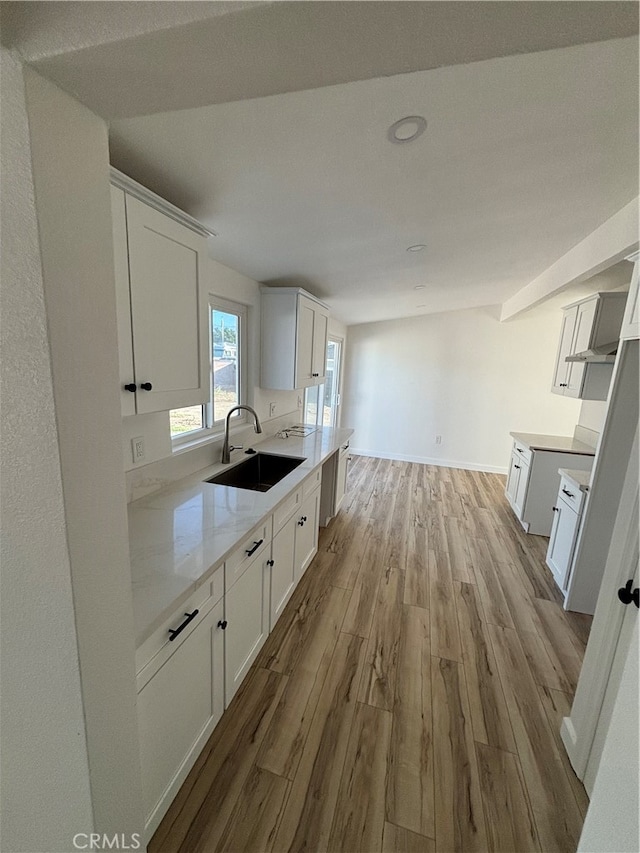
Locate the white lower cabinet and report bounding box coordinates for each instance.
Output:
[505,439,592,536]
[270,515,297,627]
[136,463,332,841]
[224,540,271,707]
[137,597,225,840]
[505,449,531,518]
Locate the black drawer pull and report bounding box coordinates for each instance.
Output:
[552,506,559,512]
[246,539,264,556]
[514,464,521,470]
[217,619,228,630]
[168,609,199,641]
[266,559,274,567]
[124,383,137,393]
[562,488,575,498]
[140,382,153,391]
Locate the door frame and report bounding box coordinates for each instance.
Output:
[325,334,344,428]
[561,423,639,784]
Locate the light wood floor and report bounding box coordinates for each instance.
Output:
[150,457,592,853]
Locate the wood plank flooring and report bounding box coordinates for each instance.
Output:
[150,457,591,853]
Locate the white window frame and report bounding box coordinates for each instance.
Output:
[171,295,248,448]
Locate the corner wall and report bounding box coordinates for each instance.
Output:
[0,47,95,851]
[342,303,581,471]
[1,54,144,850]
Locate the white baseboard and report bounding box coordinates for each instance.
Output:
[349,447,508,475]
[560,715,581,776]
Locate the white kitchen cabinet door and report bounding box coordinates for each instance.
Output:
[270,516,297,628]
[224,552,270,706]
[546,499,580,591]
[552,306,578,394]
[311,308,329,380]
[513,456,531,517]
[137,599,224,840]
[565,299,598,398]
[334,443,350,513]
[294,297,316,388]
[111,186,137,417]
[294,486,321,582]
[125,195,208,414]
[505,451,520,507]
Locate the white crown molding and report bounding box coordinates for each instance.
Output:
[110,167,216,239]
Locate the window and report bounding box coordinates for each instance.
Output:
[170,296,247,442]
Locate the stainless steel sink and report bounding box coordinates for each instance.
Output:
[205,453,305,492]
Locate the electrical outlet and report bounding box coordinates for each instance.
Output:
[131,435,145,462]
[269,402,277,417]
[435,435,442,445]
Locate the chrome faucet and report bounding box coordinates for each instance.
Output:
[221,405,263,463]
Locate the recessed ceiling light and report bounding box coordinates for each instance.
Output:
[407,244,426,253]
[414,285,426,290]
[416,304,426,308]
[388,116,427,144]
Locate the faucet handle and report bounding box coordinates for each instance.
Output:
[229,445,243,454]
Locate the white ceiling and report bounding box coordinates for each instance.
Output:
[4,2,638,325]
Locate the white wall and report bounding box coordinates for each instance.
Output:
[121,259,300,479]
[1,55,144,850]
[578,400,608,435]
[0,47,95,851]
[342,303,581,471]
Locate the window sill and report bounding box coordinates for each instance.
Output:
[171,421,248,456]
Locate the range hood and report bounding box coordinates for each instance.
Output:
[565,342,618,364]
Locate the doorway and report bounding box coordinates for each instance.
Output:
[303,336,343,428]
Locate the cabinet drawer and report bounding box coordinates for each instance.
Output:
[273,490,301,534]
[225,520,272,591]
[512,442,532,466]
[136,565,223,681]
[302,467,322,499]
[557,476,587,513]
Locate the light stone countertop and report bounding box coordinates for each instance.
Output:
[558,468,592,491]
[129,426,353,646]
[510,432,596,456]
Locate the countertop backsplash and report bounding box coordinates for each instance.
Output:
[125,410,300,503]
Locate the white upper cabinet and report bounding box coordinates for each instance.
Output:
[620,255,639,341]
[261,287,330,390]
[551,292,627,401]
[111,178,209,416]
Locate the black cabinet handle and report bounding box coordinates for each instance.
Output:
[140,382,153,391]
[217,619,228,630]
[559,383,568,387]
[514,464,521,470]
[298,515,308,526]
[552,506,559,512]
[562,488,575,498]
[617,580,639,608]
[124,383,137,393]
[168,609,199,641]
[266,559,274,567]
[246,539,264,556]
